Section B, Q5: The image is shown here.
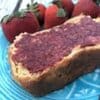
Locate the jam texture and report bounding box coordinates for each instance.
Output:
[12,17,100,73]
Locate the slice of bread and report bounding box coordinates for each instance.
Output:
[9,15,100,96]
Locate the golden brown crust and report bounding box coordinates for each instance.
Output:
[9,15,100,96]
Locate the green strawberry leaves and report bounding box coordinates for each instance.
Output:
[57,8,67,17]
[27,2,39,12]
[1,10,27,24]
[1,15,10,23]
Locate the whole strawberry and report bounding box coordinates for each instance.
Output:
[27,2,46,25]
[1,11,40,42]
[44,4,67,29]
[72,0,99,18]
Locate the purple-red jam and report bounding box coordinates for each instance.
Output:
[12,17,100,73]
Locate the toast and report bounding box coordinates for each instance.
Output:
[9,15,100,96]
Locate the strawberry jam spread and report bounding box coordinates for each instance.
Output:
[12,17,100,73]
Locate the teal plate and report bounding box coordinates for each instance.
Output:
[0,26,100,100]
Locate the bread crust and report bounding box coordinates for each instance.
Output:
[9,15,100,96]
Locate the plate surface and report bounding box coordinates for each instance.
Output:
[0,26,100,100]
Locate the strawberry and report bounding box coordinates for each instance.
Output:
[27,2,46,25]
[72,0,99,18]
[1,11,40,43]
[44,4,67,29]
[53,0,74,17]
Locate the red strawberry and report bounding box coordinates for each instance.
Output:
[44,4,67,29]
[53,0,74,17]
[72,0,99,18]
[27,3,46,25]
[1,11,40,42]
